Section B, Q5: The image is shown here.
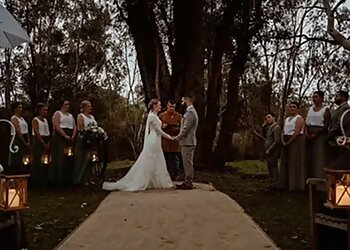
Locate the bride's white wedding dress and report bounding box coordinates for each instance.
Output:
[102,112,173,191]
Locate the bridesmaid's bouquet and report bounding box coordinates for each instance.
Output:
[80,122,108,147]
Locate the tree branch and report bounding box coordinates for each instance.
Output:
[332,0,346,12]
[322,0,350,50]
[270,34,339,45]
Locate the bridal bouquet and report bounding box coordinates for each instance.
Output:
[80,122,108,146]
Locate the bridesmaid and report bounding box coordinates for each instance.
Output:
[49,100,76,186]
[9,102,30,174]
[278,101,306,191]
[73,100,97,185]
[31,103,50,187]
[305,91,330,179]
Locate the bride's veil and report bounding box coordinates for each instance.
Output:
[143,112,151,147]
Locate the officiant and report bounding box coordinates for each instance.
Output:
[159,100,183,180]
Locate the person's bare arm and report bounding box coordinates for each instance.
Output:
[281,122,286,146]
[11,117,27,145]
[321,107,331,134]
[77,114,84,131]
[70,116,77,141]
[33,119,43,143]
[33,119,49,149]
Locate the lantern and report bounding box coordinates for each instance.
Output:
[22,154,31,166]
[89,151,99,162]
[64,146,74,156]
[0,175,29,211]
[325,169,350,208]
[41,154,50,165]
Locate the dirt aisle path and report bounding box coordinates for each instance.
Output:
[55,183,278,250]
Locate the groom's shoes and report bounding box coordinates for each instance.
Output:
[175,183,193,190]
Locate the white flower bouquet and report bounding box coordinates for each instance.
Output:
[80,122,108,146]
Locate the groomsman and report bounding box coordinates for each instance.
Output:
[175,96,199,190]
[328,90,350,169]
[264,112,281,187]
[159,100,183,180]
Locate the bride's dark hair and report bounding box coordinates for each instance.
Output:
[147,98,159,111]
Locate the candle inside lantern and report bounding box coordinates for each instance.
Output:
[8,189,19,208]
[42,155,49,165]
[23,155,30,165]
[335,184,350,206]
[67,147,73,156]
[92,152,98,162]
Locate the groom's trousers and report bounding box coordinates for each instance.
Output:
[181,146,195,183]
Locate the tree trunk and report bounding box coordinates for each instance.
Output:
[172,0,206,168]
[212,0,262,169]
[198,2,237,168]
[126,0,171,104]
[213,0,262,169]
[213,42,249,168]
[172,0,205,101]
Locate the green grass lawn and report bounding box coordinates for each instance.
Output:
[23,160,308,250]
[24,185,108,250]
[196,165,309,250]
[225,160,269,175]
[107,160,134,170]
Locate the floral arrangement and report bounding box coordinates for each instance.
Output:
[80,122,108,146]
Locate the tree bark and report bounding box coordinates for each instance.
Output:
[213,39,249,168]
[198,2,237,168]
[126,0,171,104]
[322,0,350,51]
[172,0,206,167]
[172,0,205,101]
[213,0,262,169]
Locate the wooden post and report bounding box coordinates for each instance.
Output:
[309,184,318,250]
[14,211,21,250]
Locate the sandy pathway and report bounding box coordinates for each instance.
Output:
[55,183,278,250]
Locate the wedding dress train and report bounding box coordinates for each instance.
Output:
[102,112,173,191]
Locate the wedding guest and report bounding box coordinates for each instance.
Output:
[31,103,50,187]
[159,100,183,180]
[278,101,306,191]
[49,100,76,186]
[305,91,330,179]
[328,90,350,169]
[264,112,281,187]
[73,100,97,185]
[9,102,30,174]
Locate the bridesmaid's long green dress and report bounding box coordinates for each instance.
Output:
[49,128,74,186]
[73,114,98,185]
[73,135,91,185]
[31,135,50,187]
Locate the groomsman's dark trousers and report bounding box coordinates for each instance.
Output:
[266,151,279,185]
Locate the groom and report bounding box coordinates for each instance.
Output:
[175,96,198,190]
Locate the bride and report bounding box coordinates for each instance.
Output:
[102,99,174,191]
